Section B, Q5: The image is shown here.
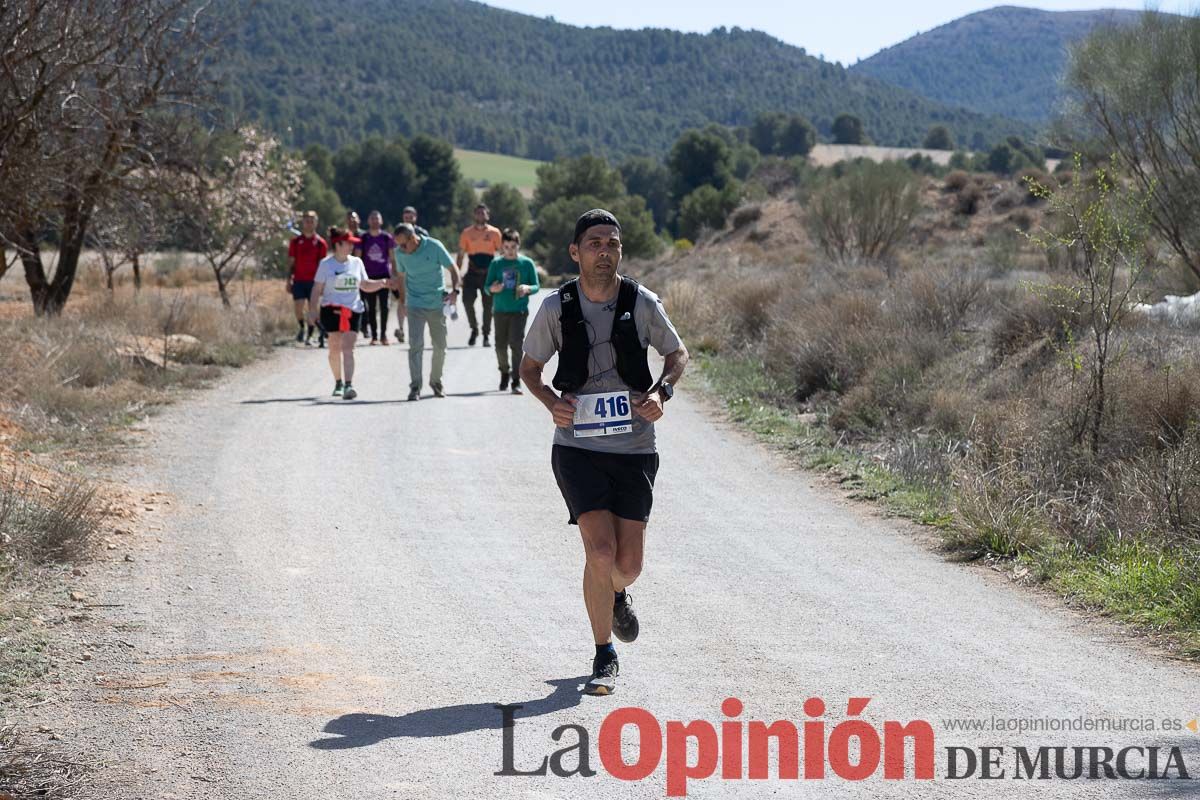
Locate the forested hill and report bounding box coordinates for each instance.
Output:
[216,0,1031,159]
[850,6,1143,124]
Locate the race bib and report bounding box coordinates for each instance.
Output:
[573,391,633,438]
[333,272,359,292]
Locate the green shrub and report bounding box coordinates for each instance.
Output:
[678,183,741,240]
[806,161,921,262]
[923,126,955,150]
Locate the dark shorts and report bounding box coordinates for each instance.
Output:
[319,306,362,334]
[551,444,659,526]
[291,280,314,300]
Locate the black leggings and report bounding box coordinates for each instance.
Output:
[363,290,390,339]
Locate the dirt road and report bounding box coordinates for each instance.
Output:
[36,301,1200,798]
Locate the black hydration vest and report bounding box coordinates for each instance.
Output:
[552,276,653,394]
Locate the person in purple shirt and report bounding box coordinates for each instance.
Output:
[358,210,397,345]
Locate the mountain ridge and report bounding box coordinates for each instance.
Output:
[215,0,1033,159]
[850,5,1145,124]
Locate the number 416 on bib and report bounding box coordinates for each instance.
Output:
[573,391,633,438]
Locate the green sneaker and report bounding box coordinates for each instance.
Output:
[332,380,344,397]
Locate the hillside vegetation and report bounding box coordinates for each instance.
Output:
[633,160,1200,655]
[216,0,1032,159]
[851,6,1142,124]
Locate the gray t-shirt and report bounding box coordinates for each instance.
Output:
[523,279,683,454]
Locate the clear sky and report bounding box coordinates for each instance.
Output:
[482,1,1192,65]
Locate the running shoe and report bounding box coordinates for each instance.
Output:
[295,328,304,344]
[612,591,639,643]
[369,338,378,346]
[499,372,509,391]
[380,336,390,346]
[483,335,490,348]
[343,384,357,400]
[586,650,619,696]
[407,388,420,402]
[468,331,478,347]
[332,381,344,397]
[431,383,445,398]
[511,384,523,395]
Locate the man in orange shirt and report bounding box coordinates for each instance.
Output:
[457,203,502,347]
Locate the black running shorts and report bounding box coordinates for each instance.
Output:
[319,306,362,334]
[551,444,660,526]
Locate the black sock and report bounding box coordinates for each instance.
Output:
[335,379,343,387]
[306,324,314,337]
[595,642,616,659]
[614,589,626,605]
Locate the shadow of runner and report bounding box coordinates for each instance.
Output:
[309,676,590,750]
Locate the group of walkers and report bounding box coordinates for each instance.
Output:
[286,205,690,695]
[286,202,536,400]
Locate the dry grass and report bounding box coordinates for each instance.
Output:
[0,723,88,799]
[0,279,293,446]
[655,178,1200,649]
[0,471,99,572]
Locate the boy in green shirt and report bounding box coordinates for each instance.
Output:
[485,228,540,393]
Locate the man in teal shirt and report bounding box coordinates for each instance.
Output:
[485,228,540,394]
[394,223,461,400]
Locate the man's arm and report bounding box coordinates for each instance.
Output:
[519,354,576,428]
[442,247,461,292]
[455,232,466,272]
[633,344,690,422]
[658,344,689,389]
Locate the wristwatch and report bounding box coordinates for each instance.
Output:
[658,381,674,402]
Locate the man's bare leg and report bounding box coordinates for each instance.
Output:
[611,517,646,592]
[577,509,618,644]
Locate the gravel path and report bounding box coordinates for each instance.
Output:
[37,298,1200,799]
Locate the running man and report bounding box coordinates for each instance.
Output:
[286,211,328,347]
[519,209,689,695]
[485,228,539,394]
[359,211,397,345]
[457,203,502,347]
[394,223,461,401]
[308,227,392,400]
[392,206,429,343]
